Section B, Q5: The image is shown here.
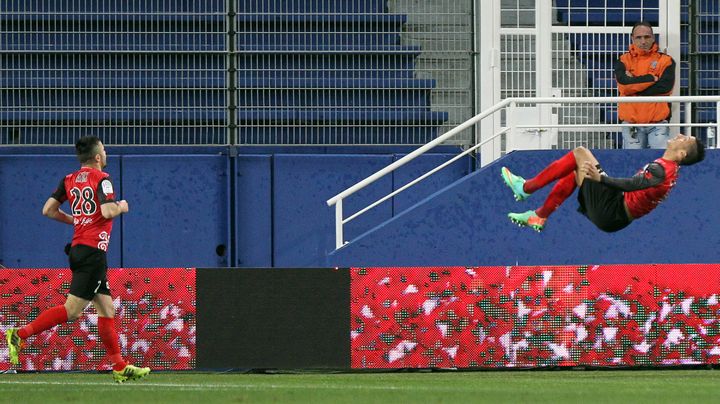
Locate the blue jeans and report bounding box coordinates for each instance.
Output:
[621,121,669,149]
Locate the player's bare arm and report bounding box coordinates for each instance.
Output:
[100,200,129,219]
[42,197,74,225]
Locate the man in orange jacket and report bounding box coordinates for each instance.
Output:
[614,21,675,149]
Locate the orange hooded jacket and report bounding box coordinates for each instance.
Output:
[614,42,676,123]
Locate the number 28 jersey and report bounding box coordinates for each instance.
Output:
[51,167,117,251]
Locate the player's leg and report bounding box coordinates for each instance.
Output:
[92,293,125,370]
[536,172,577,218]
[501,148,578,202]
[7,294,86,366]
[507,147,595,231]
[93,290,150,383]
[622,124,643,149]
[572,146,601,187]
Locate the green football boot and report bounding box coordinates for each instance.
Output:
[508,210,547,232]
[501,167,531,201]
[6,328,24,366]
[113,364,151,383]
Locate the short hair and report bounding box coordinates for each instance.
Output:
[75,136,102,164]
[680,137,705,166]
[631,21,654,37]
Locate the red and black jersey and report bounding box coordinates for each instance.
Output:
[600,157,679,219]
[51,167,117,251]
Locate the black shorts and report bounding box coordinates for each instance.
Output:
[68,244,111,300]
[577,178,632,233]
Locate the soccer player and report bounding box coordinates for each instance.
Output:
[5,136,150,383]
[501,134,705,232]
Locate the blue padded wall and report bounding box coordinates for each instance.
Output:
[120,155,229,268]
[329,150,720,267]
[392,153,470,214]
[0,156,122,267]
[272,154,394,267]
[236,155,272,267]
[0,150,473,268]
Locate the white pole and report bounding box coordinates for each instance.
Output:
[666,0,682,136]
[715,102,720,149]
[335,200,344,249]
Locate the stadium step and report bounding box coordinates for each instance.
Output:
[0,110,227,123]
[237,109,448,124]
[236,51,418,79]
[237,124,442,145]
[237,0,387,14]
[0,0,225,14]
[0,78,226,89]
[237,44,422,54]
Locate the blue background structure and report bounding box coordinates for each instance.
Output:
[2,148,716,269]
[329,149,720,267]
[0,148,469,268]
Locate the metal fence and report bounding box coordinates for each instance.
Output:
[2,1,717,147]
[1,0,474,146]
[685,0,720,143]
[1,1,228,145]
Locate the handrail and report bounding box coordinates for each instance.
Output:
[327,95,720,248]
[326,98,511,207]
[342,127,511,225]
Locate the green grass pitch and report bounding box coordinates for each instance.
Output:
[0,370,718,403]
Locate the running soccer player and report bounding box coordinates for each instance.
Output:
[5,136,150,383]
[501,134,705,232]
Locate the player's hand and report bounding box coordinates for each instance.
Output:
[581,161,602,182]
[116,200,129,213]
[625,71,634,77]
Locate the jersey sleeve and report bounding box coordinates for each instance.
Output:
[97,176,117,204]
[600,162,666,192]
[50,178,68,202]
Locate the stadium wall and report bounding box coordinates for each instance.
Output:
[4,264,720,371]
[329,149,720,267]
[0,147,470,269]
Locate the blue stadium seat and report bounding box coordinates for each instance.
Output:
[555,0,658,7]
[1,90,225,109]
[0,0,449,145]
[237,0,387,14]
[237,109,447,123]
[237,14,405,46]
[237,126,441,145]
[237,53,416,79]
[0,0,225,14]
[1,33,226,52]
[237,78,434,108]
[2,127,226,145]
[0,110,226,122]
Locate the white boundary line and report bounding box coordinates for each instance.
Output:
[0,380,431,391]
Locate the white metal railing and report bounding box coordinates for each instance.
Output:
[327,95,720,248]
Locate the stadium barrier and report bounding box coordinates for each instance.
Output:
[3,264,720,371]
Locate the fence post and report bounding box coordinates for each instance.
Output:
[335,200,344,249]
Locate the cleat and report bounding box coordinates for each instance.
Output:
[113,364,151,383]
[508,210,546,232]
[5,328,24,366]
[501,167,531,201]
